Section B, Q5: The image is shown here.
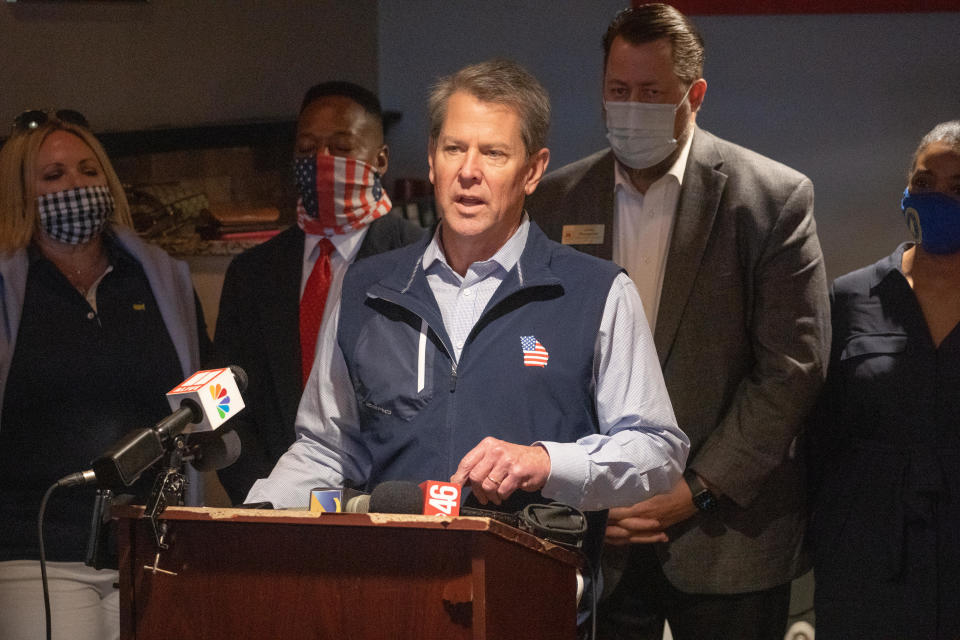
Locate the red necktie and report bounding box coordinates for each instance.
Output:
[299,238,335,387]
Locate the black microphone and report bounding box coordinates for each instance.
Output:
[367,480,425,514]
[153,399,203,440]
[363,480,463,516]
[228,365,249,393]
[57,366,248,489]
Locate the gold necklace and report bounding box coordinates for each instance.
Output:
[58,252,106,295]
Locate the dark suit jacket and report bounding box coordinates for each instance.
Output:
[214,213,425,504]
[526,128,830,593]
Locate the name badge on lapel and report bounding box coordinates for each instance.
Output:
[561,224,604,245]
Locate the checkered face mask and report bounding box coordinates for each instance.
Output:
[36,185,114,244]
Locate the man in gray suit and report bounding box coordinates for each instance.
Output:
[525,4,830,639]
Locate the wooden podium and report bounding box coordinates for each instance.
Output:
[114,506,579,639]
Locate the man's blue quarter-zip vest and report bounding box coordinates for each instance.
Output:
[337,220,622,492]
[337,220,624,604]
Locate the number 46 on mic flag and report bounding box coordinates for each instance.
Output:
[420,480,461,516]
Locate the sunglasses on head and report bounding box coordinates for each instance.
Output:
[12,109,90,133]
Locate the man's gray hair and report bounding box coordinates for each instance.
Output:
[911,120,960,174]
[428,59,550,157]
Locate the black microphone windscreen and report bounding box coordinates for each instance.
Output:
[188,429,242,471]
[368,480,423,514]
[228,365,249,393]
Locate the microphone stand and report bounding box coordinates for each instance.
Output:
[39,366,249,638]
[142,430,220,552]
[143,435,189,550]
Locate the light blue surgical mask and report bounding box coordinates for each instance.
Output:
[901,187,960,255]
[604,84,693,170]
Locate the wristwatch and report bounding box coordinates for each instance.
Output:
[685,470,719,512]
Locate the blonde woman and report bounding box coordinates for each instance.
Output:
[0,110,210,640]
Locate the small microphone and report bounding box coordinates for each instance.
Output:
[228,365,249,393]
[344,493,370,513]
[308,487,367,513]
[57,366,248,489]
[164,366,247,434]
[367,481,424,514]
[153,399,204,440]
[364,480,462,516]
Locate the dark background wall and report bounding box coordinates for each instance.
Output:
[377,0,960,279]
[4,1,957,278]
[0,1,379,131]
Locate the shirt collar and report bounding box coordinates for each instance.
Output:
[613,126,695,197]
[872,241,914,288]
[422,212,530,280]
[303,226,369,263]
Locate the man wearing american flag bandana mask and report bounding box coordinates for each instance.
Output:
[294,153,392,236]
[214,82,424,505]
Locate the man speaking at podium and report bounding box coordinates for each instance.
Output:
[247,59,689,615]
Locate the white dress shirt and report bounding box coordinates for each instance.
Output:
[613,130,694,330]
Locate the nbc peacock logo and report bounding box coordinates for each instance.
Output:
[209,383,231,419]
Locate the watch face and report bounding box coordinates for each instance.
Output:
[693,489,718,512]
[685,472,718,512]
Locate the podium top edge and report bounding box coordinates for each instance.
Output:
[112,505,580,566]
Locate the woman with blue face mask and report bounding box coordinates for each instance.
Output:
[0,111,211,640]
[809,120,960,640]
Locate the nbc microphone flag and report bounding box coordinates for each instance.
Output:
[521,336,549,367]
[166,367,245,432]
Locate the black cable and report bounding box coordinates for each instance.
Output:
[38,481,59,640]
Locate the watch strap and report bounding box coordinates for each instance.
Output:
[684,470,719,512]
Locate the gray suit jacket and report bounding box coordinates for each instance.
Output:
[526,128,830,593]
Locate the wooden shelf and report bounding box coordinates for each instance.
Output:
[2,111,401,157]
